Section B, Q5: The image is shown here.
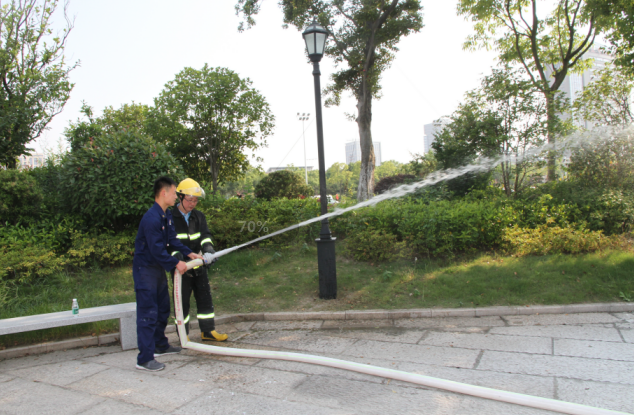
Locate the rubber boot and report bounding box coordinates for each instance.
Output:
[201,330,228,342]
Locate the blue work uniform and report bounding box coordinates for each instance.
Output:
[133,202,192,365]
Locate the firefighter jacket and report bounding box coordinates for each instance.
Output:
[168,205,215,275]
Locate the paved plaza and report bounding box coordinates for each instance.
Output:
[1,311,634,414]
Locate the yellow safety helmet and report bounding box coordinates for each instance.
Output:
[176,178,206,198]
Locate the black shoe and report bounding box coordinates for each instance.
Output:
[154,345,182,357]
[136,359,165,371]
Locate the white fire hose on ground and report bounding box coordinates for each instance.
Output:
[174,259,628,415]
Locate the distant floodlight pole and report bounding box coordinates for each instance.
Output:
[297,112,310,184]
[302,20,336,300]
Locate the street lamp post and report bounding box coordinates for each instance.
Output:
[302,20,337,300]
[296,112,310,185]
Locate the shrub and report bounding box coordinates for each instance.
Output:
[28,160,65,217]
[66,231,135,267]
[521,181,634,235]
[0,169,44,225]
[567,130,634,190]
[60,131,183,229]
[502,225,622,256]
[254,170,314,200]
[199,196,321,249]
[374,174,416,194]
[342,229,411,262]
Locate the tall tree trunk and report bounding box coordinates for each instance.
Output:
[356,88,375,201]
[545,92,557,182]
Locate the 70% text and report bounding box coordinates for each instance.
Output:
[238,221,269,233]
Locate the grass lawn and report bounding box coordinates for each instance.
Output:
[1,244,633,348]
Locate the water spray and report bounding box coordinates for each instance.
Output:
[205,125,634,262]
[174,126,634,414]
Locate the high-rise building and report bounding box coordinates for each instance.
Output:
[549,45,612,129]
[423,117,451,154]
[17,153,45,170]
[345,140,382,166]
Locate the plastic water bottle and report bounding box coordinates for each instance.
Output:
[72,299,79,317]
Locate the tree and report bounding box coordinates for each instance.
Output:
[65,101,150,151]
[474,66,551,195]
[406,151,437,178]
[216,164,266,198]
[325,162,353,195]
[60,131,183,229]
[254,170,314,200]
[434,66,553,196]
[586,0,634,74]
[431,100,498,195]
[148,65,274,193]
[458,0,598,181]
[572,65,634,126]
[236,0,423,201]
[0,0,76,168]
[374,160,406,180]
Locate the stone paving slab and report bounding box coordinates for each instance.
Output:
[394,361,555,398]
[250,320,324,331]
[254,353,391,384]
[489,324,624,342]
[81,348,195,372]
[557,378,634,414]
[172,388,353,415]
[419,332,552,355]
[241,329,359,355]
[622,329,634,343]
[67,367,208,412]
[502,312,621,326]
[322,318,394,329]
[76,398,158,414]
[166,358,310,402]
[339,339,481,368]
[394,316,505,329]
[477,350,634,384]
[290,371,553,415]
[0,377,105,415]
[322,326,425,344]
[554,338,634,361]
[0,374,15,383]
[6,359,108,386]
[0,345,120,371]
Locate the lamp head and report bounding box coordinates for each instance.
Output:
[302,20,329,63]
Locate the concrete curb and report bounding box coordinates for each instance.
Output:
[2,302,633,360]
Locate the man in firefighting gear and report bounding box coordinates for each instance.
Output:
[133,176,203,372]
[168,178,228,342]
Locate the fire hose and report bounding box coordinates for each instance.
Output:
[174,259,629,415]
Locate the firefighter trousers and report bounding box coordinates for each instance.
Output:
[172,268,215,334]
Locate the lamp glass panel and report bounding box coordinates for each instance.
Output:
[315,33,327,54]
[304,33,316,55]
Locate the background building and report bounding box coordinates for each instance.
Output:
[17,153,45,170]
[423,117,451,154]
[345,140,382,166]
[266,166,314,174]
[549,45,612,129]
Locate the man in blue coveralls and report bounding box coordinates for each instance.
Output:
[133,176,203,371]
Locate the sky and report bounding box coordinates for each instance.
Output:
[36,0,498,171]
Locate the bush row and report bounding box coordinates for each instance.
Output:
[2,181,632,293]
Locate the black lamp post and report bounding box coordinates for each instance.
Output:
[302,20,337,300]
